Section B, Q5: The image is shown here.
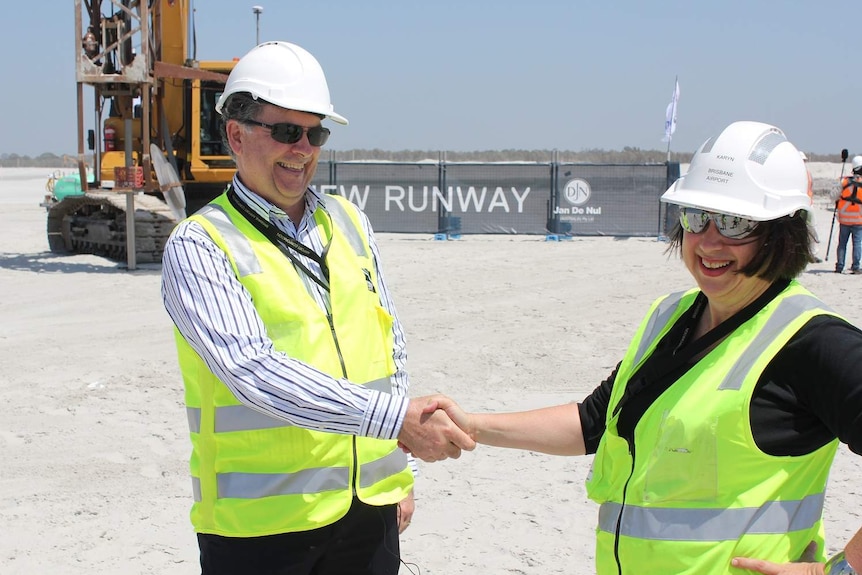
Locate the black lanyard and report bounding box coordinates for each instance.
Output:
[226,187,332,292]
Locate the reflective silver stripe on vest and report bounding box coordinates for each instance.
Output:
[187,407,202,434]
[215,405,291,433]
[718,294,832,390]
[211,451,407,499]
[187,405,286,434]
[359,449,409,488]
[598,491,825,541]
[365,377,393,393]
[320,195,368,258]
[218,466,351,499]
[186,378,393,434]
[633,291,688,366]
[192,476,202,502]
[199,197,367,277]
[198,204,262,277]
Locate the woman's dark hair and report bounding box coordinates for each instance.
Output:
[664,209,816,281]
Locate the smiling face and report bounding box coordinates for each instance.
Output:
[681,221,771,320]
[226,104,323,222]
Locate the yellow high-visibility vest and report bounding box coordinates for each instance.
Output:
[175,192,413,537]
[587,281,840,574]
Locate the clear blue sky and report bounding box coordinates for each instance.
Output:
[2,0,856,157]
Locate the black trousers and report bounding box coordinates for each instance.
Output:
[197,498,400,575]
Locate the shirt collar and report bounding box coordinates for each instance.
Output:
[231,175,325,222]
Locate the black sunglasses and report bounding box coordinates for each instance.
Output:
[243,119,330,147]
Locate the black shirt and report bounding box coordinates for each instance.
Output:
[578,282,862,457]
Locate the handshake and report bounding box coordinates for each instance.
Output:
[396,394,475,462]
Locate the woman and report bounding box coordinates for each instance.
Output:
[429,121,862,575]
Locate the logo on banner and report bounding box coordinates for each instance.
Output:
[563,178,591,206]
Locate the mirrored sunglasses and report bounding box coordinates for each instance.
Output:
[243,119,330,147]
[679,207,759,239]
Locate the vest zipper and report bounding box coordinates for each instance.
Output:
[613,436,637,575]
[351,437,359,497]
[327,311,357,496]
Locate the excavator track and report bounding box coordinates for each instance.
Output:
[46,192,178,264]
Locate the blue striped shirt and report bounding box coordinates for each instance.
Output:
[161,177,410,442]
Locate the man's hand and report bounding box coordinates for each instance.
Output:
[397,489,415,534]
[397,395,476,462]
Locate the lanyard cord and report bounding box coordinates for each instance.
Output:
[226,187,332,292]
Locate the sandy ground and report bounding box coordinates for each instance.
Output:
[0,165,860,574]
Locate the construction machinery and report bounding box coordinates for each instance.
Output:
[43,0,237,265]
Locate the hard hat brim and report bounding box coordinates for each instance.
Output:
[661,179,812,222]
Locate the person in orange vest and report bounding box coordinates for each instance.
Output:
[834,155,862,273]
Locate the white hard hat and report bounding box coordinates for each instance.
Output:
[852,155,862,173]
[661,121,810,221]
[216,41,348,125]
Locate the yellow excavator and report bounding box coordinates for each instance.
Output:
[44,0,237,265]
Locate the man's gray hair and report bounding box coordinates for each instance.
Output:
[218,92,266,158]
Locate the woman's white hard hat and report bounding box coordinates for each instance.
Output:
[216,41,348,125]
[661,121,810,221]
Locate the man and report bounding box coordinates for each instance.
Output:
[834,155,862,274]
[161,41,474,575]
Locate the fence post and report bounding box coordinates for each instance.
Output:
[548,149,560,234]
[658,161,681,239]
[328,149,336,193]
[437,151,448,235]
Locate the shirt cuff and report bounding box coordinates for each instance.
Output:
[360,389,409,440]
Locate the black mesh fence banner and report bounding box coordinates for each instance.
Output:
[553,164,669,236]
[442,164,552,234]
[311,161,680,237]
[313,163,440,233]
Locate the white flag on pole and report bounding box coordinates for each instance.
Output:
[662,78,680,142]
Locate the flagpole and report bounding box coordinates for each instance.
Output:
[666,132,672,163]
[666,75,677,163]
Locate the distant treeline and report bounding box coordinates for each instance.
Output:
[0,148,845,167]
[1,153,80,168]
[326,147,697,163]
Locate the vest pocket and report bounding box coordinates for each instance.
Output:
[586,433,628,503]
[642,411,718,503]
[369,304,395,374]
